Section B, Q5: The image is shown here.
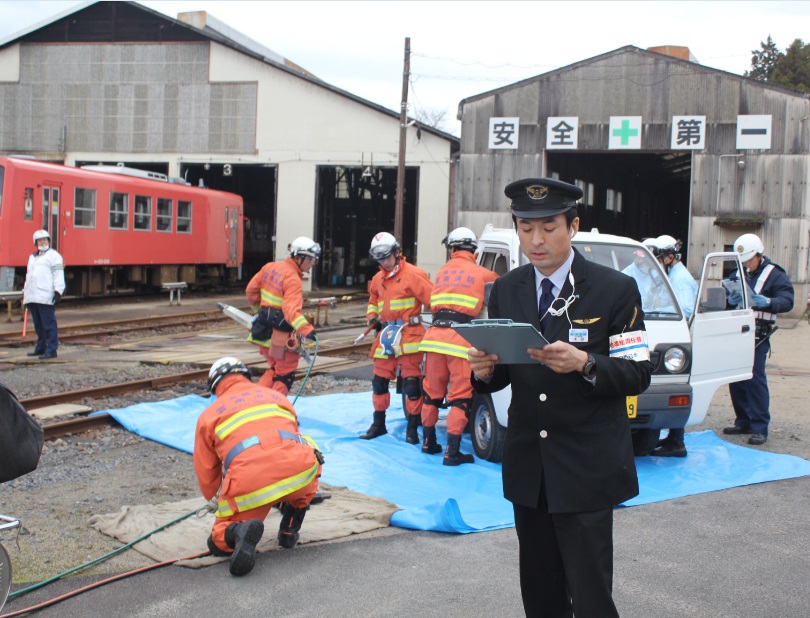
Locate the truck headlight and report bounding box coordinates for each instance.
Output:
[663,346,688,373]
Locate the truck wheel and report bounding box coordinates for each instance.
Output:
[632,428,661,457]
[470,394,506,462]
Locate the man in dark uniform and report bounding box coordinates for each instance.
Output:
[468,178,653,618]
[723,233,794,446]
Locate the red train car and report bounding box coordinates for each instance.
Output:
[0,156,243,295]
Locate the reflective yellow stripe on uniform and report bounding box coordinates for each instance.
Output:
[367,302,381,315]
[260,289,283,306]
[374,341,422,358]
[215,404,297,440]
[291,315,308,330]
[389,298,416,311]
[419,339,470,358]
[430,292,478,310]
[214,461,320,516]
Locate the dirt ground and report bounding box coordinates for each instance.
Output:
[0,316,807,594]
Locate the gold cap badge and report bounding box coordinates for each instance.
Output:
[526,185,549,200]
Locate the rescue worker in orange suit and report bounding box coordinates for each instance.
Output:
[194,357,323,576]
[245,237,320,396]
[361,232,433,442]
[419,227,499,465]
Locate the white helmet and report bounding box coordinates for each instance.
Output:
[369,232,400,261]
[734,233,764,262]
[653,234,682,257]
[442,227,477,251]
[289,237,321,261]
[641,237,657,249]
[33,229,50,244]
[207,356,251,392]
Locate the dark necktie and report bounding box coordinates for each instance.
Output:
[538,278,555,332]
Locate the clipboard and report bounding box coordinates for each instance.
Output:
[722,279,756,304]
[452,319,549,364]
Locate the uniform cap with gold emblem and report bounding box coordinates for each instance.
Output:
[504,177,583,219]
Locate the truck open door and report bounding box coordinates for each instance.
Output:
[687,252,755,425]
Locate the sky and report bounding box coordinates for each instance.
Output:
[0,1,807,135]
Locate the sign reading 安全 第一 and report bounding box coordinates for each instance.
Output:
[546,117,579,149]
[488,117,519,149]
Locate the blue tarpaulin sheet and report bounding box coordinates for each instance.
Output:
[99,391,810,533]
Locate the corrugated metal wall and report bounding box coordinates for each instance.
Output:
[457,47,810,297]
[0,43,257,155]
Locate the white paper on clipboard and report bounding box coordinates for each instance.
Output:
[451,319,549,365]
[721,279,756,304]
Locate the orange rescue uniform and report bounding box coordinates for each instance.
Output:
[419,250,499,434]
[366,256,433,416]
[245,257,315,395]
[194,374,321,554]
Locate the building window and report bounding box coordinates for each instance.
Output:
[587,183,595,206]
[74,187,96,228]
[109,192,128,230]
[157,198,172,232]
[606,189,623,213]
[134,195,151,231]
[177,200,192,234]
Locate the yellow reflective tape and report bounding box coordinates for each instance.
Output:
[390,298,415,310]
[291,315,308,329]
[430,292,478,309]
[366,303,377,315]
[233,462,320,512]
[419,340,470,358]
[215,404,296,440]
[399,341,422,354]
[260,289,283,306]
[215,502,234,518]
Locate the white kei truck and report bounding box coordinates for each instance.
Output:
[460,225,755,461]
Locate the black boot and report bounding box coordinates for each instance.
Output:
[224,519,264,576]
[443,433,474,466]
[405,413,420,445]
[421,425,443,454]
[360,411,387,440]
[277,502,308,549]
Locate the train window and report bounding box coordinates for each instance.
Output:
[134,195,151,231]
[0,166,3,216]
[109,192,128,230]
[74,187,96,228]
[177,201,192,234]
[24,188,34,221]
[157,198,172,233]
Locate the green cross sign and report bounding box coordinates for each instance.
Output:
[612,119,639,145]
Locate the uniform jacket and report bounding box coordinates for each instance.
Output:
[731,256,794,321]
[245,257,315,341]
[420,250,499,359]
[667,261,698,319]
[194,375,320,517]
[474,250,653,513]
[23,248,65,305]
[366,256,432,358]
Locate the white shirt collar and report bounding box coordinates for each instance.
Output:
[534,248,575,298]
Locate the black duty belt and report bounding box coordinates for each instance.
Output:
[432,309,472,327]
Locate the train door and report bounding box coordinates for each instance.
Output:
[227,206,239,267]
[41,185,62,252]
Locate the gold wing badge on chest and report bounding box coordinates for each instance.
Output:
[572,317,601,325]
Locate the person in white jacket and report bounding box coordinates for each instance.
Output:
[23,230,65,360]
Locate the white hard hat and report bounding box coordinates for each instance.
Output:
[369,232,400,261]
[33,229,50,244]
[207,356,251,392]
[734,233,764,262]
[653,234,682,257]
[289,237,321,261]
[641,237,657,248]
[442,227,478,251]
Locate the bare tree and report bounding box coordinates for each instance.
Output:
[413,107,448,131]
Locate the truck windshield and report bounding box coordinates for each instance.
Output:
[574,241,681,319]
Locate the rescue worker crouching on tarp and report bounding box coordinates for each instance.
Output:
[194,357,323,576]
[419,227,499,465]
[361,232,433,443]
[245,237,320,396]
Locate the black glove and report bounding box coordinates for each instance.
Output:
[304,331,317,342]
[368,317,383,333]
[52,291,61,306]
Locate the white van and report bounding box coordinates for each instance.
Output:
[467,225,755,461]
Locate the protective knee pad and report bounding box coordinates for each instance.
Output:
[274,371,295,391]
[372,374,390,396]
[446,398,472,415]
[422,392,444,408]
[403,376,422,401]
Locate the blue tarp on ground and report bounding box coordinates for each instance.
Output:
[99,391,810,533]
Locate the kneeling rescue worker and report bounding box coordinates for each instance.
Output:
[361,232,432,442]
[194,357,323,576]
[419,227,499,465]
[245,237,321,396]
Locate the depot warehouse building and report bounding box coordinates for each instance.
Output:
[456,45,809,314]
[0,1,458,290]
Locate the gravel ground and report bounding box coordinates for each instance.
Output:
[0,358,369,590]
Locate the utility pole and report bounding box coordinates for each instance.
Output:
[394,37,410,242]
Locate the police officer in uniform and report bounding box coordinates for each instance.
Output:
[723,233,794,446]
[468,178,653,618]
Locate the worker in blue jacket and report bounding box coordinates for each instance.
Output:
[723,233,794,446]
